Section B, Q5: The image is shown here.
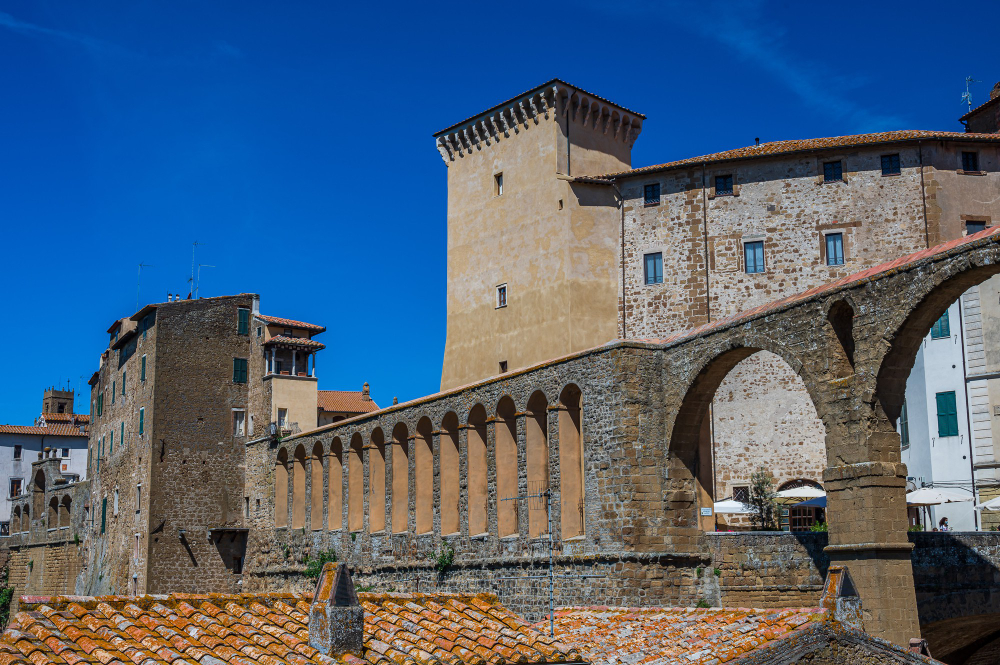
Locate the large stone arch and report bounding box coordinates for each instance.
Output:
[467,404,488,536]
[415,416,434,535]
[440,412,461,536]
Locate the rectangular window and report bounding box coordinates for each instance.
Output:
[936,391,959,438]
[732,486,750,504]
[233,358,248,384]
[140,355,146,382]
[881,154,901,176]
[744,241,766,274]
[9,479,21,498]
[715,175,734,195]
[244,497,250,518]
[278,408,288,428]
[256,326,262,338]
[825,233,845,266]
[138,407,145,436]
[233,556,243,574]
[966,220,988,236]
[137,485,142,514]
[962,151,980,172]
[111,382,116,404]
[499,360,508,373]
[61,448,69,458]
[496,284,507,308]
[121,371,126,396]
[644,252,663,285]
[109,430,114,455]
[0,522,8,536]
[931,311,951,339]
[120,421,125,447]
[494,172,503,196]
[823,161,843,182]
[98,392,104,417]
[237,308,250,335]
[13,445,21,461]
[232,409,246,437]
[900,399,910,450]
[643,183,660,206]
[100,498,107,534]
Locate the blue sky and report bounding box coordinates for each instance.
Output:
[0,0,996,422]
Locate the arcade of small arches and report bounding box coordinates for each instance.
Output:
[273,385,584,542]
[9,470,73,534]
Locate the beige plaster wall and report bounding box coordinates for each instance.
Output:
[269,376,318,433]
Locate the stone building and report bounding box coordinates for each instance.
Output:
[434,80,1000,528]
[0,389,88,537]
[317,385,379,426]
[83,294,330,597]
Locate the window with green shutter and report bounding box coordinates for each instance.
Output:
[233,358,248,383]
[101,498,107,534]
[936,391,959,437]
[112,381,116,404]
[122,371,126,396]
[139,408,144,436]
[141,355,146,382]
[931,311,951,339]
[110,430,114,455]
[899,400,910,450]
[238,308,250,335]
[120,422,125,447]
[97,393,103,416]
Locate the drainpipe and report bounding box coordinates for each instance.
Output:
[700,161,717,515]
[958,296,981,530]
[612,180,626,338]
[919,141,930,249]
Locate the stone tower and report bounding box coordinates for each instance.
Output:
[435,79,643,389]
[42,388,74,414]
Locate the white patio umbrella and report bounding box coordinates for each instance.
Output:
[775,486,825,504]
[905,487,973,506]
[713,499,752,514]
[975,495,1000,511]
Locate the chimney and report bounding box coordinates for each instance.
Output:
[820,565,862,631]
[755,137,760,146]
[309,563,364,657]
[362,382,371,401]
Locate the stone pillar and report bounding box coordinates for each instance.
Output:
[270,347,276,374]
[458,425,470,540]
[432,429,442,539]
[824,425,920,646]
[311,352,317,378]
[292,350,297,376]
[515,412,528,539]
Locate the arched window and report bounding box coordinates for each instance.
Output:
[311,442,324,531]
[292,445,307,529]
[60,496,71,529]
[526,391,549,538]
[369,428,386,532]
[559,384,584,539]
[440,413,460,536]
[495,397,518,537]
[32,471,45,519]
[415,418,433,535]
[48,497,59,529]
[391,423,409,534]
[22,506,29,534]
[467,405,488,536]
[275,448,288,528]
[329,438,343,531]
[348,434,364,532]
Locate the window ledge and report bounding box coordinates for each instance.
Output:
[959,170,987,176]
[881,172,902,177]
[822,179,845,184]
[499,534,519,541]
[643,202,660,208]
[563,535,586,542]
[470,532,489,540]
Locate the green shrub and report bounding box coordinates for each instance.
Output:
[0,568,14,630]
[304,549,337,580]
[696,567,703,578]
[810,522,828,532]
[713,568,721,577]
[435,542,455,573]
[696,599,711,608]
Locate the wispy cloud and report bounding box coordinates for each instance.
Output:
[0,11,132,56]
[214,40,242,59]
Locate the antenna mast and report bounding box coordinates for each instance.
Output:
[188,241,201,297]
[195,264,215,299]
[961,76,981,111]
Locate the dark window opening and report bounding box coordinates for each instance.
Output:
[900,400,910,450]
[499,360,508,373]
[823,161,843,182]
[496,284,507,308]
[962,151,980,172]
[715,175,734,195]
[966,220,988,236]
[881,154,900,176]
[732,486,750,504]
[13,445,21,461]
[644,252,663,285]
[643,183,660,206]
[9,479,21,498]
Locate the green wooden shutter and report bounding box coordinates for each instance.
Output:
[141,356,146,382]
[238,308,250,335]
[139,408,144,435]
[936,391,959,437]
[101,498,107,534]
[931,311,951,339]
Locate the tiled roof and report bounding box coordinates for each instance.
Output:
[38,414,90,424]
[2,592,580,665]
[644,226,1000,349]
[434,78,644,137]
[0,424,88,437]
[265,336,326,350]
[318,391,379,414]
[259,315,326,333]
[597,130,1000,179]
[959,93,1000,121]
[549,606,827,664]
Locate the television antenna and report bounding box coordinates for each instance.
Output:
[495,484,604,637]
[136,263,154,311]
[195,264,215,299]
[187,241,202,297]
[961,76,981,111]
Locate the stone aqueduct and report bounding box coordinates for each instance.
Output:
[247,228,1000,646]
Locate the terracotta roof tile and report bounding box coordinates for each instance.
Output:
[596,129,1000,179]
[258,316,326,333]
[317,392,379,415]
[0,424,88,438]
[37,414,90,424]
[264,336,326,351]
[5,594,574,665]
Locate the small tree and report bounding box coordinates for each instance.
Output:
[0,567,14,630]
[745,467,778,530]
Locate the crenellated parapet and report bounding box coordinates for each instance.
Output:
[433,78,644,162]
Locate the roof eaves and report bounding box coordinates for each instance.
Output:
[959,94,1000,121]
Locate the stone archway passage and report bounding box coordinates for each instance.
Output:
[311,442,324,531]
[348,434,363,532]
[526,391,549,538]
[292,445,306,529]
[369,429,386,533]
[391,423,409,534]
[415,418,434,535]
[274,449,288,528]
[467,405,488,536]
[440,413,461,536]
[496,397,518,538]
[559,385,584,539]
[329,438,343,531]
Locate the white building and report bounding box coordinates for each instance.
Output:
[0,389,89,536]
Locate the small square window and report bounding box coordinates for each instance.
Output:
[962,151,980,172]
[825,233,845,266]
[966,220,988,236]
[732,486,750,504]
[499,361,508,373]
[494,172,503,196]
[715,175,734,195]
[823,161,843,182]
[9,478,22,498]
[881,154,901,176]
[233,410,246,437]
[744,241,766,274]
[233,358,249,384]
[496,284,507,308]
[13,445,21,461]
[61,448,69,458]
[643,183,660,206]
[644,253,663,285]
